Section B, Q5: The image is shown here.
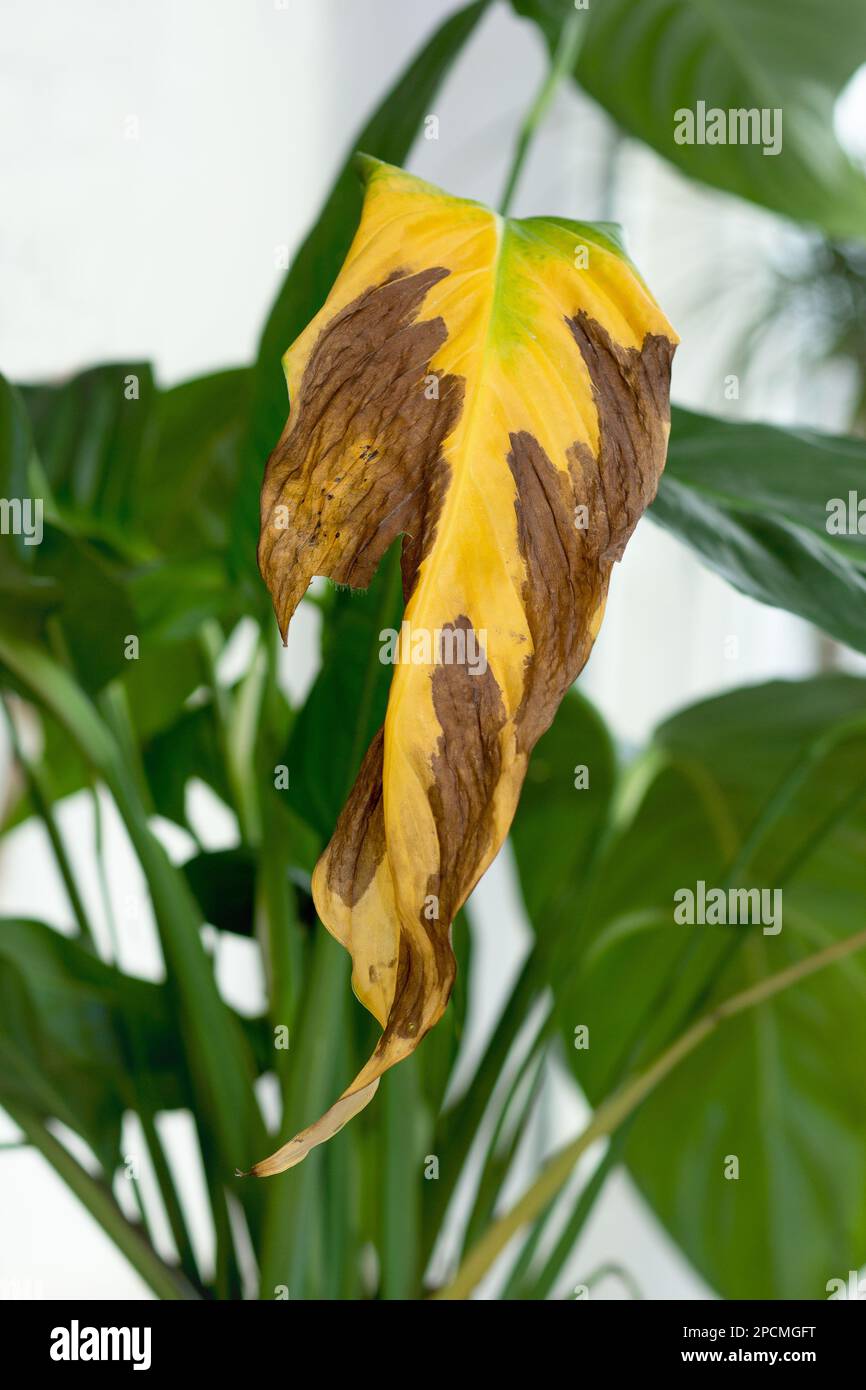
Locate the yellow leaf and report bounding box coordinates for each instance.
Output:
[252,156,677,1175]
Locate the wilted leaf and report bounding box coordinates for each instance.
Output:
[253,158,676,1173]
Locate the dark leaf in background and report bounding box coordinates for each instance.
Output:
[32,527,139,693]
[511,688,617,930]
[123,637,208,742]
[142,700,232,828]
[136,369,251,557]
[183,848,257,936]
[653,406,866,654]
[284,546,403,841]
[0,379,140,692]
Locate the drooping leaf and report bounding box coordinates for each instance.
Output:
[513,0,866,240]
[652,406,866,654]
[252,158,677,1174]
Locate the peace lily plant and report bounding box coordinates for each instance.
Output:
[2,0,866,1302]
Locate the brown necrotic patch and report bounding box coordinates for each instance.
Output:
[323,727,386,909]
[373,617,507,1047]
[258,266,464,637]
[426,616,508,928]
[566,311,674,565]
[508,315,674,754]
[507,431,601,754]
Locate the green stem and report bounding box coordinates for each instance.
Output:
[5,1103,199,1301]
[433,925,866,1299]
[382,1057,421,1299]
[458,1032,547,1262]
[498,11,584,216]
[120,1012,205,1292]
[421,954,544,1262]
[518,1122,632,1299]
[90,783,120,961]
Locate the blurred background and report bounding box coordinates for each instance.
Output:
[2,0,865,1298]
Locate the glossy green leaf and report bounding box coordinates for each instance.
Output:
[514,0,866,238]
[513,674,866,1297]
[652,406,866,654]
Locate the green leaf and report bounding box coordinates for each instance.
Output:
[511,687,617,929]
[515,674,866,1298]
[33,528,140,692]
[652,406,866,654]
[0,377,61,639]
[513,0,866,238]
[1,377,142,691]
[0,634,267,1195]
[0,918,192,1170]
[0,374,45,565]
[136,369,251,557]
[21,364,156,537]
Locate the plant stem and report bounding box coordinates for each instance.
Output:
[433,925,866,1299]
[90,783,120,961]
[498,11,584,216]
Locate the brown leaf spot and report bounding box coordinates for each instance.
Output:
[508,317,674,753]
